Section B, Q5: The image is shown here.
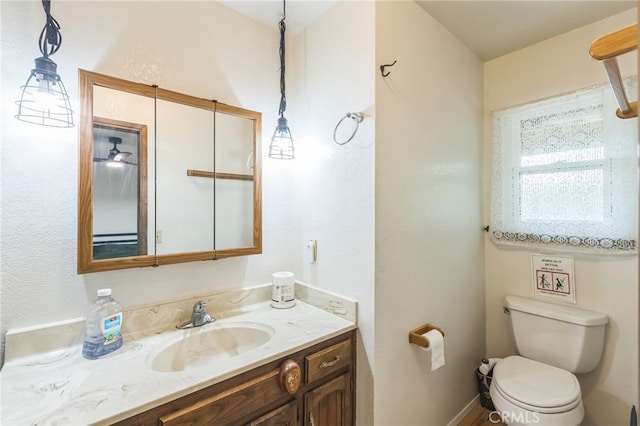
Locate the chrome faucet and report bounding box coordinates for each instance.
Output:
[177,301,215,329]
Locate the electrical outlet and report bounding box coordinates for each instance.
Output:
[156,230,162,243]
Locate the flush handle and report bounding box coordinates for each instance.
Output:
[503,307,510,314]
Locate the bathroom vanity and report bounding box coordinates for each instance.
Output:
[0,283,357,425]
[117,331,354,425]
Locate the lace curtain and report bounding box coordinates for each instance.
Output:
[490,77,638,254]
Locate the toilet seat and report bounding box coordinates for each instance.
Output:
[490,383,584,426]
[492,356,581,414]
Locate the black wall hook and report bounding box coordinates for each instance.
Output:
[380,60,397,77]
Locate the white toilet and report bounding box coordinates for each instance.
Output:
[489,295,608,426]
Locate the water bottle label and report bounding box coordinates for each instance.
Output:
[101,312,122,346]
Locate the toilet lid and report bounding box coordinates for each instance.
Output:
[493,356,581,412]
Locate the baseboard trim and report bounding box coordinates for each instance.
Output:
[447,395,481,426]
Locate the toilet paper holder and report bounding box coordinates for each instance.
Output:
[408,323,445,348]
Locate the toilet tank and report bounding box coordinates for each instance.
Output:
[505,296,608,374]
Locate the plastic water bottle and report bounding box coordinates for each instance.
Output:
[82,288,124,359]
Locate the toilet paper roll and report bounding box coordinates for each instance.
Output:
[421,329,445,371]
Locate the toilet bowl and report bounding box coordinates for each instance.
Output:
[489,296,608,426]
[490,356,584,425]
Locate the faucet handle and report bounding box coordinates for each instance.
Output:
[177,301,214,328]
[191,301,214,327]
[193,301,207,313]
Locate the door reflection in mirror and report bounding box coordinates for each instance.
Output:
[92,119,148,260]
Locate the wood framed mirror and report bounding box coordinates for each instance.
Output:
[78,69,262,274]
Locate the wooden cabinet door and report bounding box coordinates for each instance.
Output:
[304,374,352,426]
[248,400,298,426]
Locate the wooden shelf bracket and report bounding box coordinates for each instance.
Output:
[589,23,638,119]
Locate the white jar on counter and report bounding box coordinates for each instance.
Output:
[271,271,296,309]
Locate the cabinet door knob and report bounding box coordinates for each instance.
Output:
[279,359,301,395]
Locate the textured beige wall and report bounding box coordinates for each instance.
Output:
[375,1,485,424]
[484,9,638,426]
[290,2,376,424]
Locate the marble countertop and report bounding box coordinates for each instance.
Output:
[0,283,357,425]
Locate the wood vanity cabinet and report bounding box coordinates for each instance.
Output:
[114,330,355,426]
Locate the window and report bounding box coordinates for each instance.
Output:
[490,77,637,254]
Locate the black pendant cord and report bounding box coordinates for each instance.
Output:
[277,1,287,118]
[38,0,62,59]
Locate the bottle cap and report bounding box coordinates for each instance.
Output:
[97,288,112,297]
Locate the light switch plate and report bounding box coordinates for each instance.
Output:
[305,240,317,263]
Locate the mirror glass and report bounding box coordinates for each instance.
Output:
[215,106,258,250]
[78,70,262,273]
[156,98,215,255]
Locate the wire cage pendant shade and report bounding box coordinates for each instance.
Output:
[15,0,74,128]
[268,0,294,160]
[269,116,294,159]
[16,56,74,127]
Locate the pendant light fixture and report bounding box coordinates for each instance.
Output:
[15,0,74,128]
[268,0,294,160]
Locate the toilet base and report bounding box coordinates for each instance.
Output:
[490,382,584,426]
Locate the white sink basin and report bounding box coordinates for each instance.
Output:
[149,322,275,372]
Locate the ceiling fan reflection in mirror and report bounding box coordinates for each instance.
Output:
[93,136,137,167]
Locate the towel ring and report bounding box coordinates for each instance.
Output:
[333,112,364,145]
